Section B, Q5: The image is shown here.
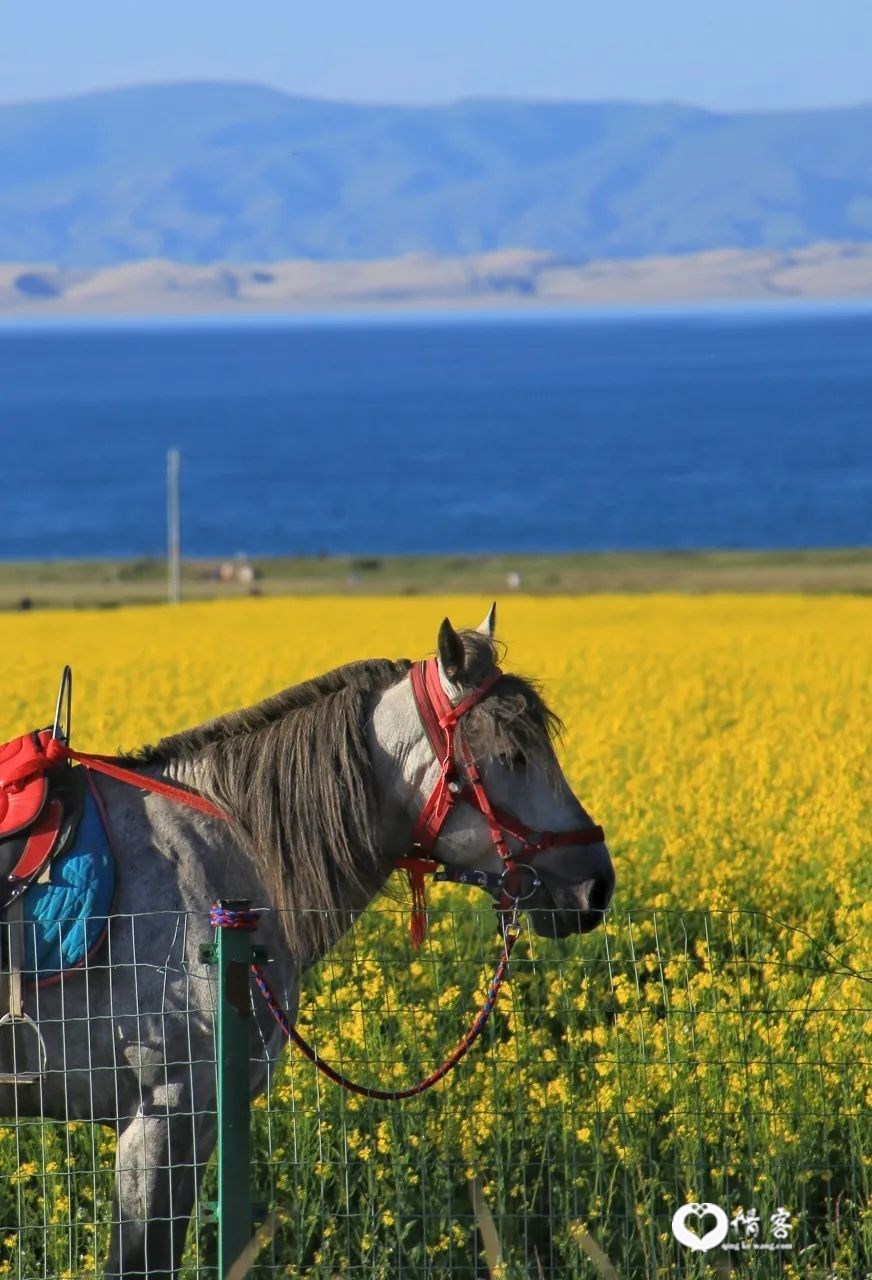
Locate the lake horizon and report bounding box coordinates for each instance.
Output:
[2,308,870,561]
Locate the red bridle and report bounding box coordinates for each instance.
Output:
[395,658,606,944]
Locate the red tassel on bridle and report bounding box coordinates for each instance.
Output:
[408,863,428,947]
[394,856,440,947]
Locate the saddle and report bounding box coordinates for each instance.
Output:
[0,735,85,911]
[0,668,84,914]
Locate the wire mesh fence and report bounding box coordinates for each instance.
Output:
[1,897,870,1279]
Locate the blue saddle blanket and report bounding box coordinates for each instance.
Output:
[22,786,116,981]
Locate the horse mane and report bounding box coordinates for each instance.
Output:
[128,658,411,959]
[126,636,562,959]
[453,630,564,774]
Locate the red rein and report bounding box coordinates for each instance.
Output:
[42,738,230,820]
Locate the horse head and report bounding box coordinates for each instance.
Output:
[374,605,615,938]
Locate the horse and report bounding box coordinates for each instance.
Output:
[0,608,614,1278]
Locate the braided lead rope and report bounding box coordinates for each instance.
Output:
[210,905,260,930]
[209,904,520,1100]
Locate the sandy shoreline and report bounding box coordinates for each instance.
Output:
[2,242,872,318]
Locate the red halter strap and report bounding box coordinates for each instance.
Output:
[398,658,605,941]
[408,659,502,855]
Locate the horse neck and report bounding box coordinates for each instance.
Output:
[157,755,218,805]
[146,688,426,878]
[366,677,434,854]
[162,707,414,957]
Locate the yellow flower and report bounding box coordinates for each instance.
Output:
[1,593,869,1275]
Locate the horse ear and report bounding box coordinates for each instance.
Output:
[476,602,497,639]
[437,617,465,681]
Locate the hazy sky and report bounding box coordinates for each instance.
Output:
[2,0,870,111]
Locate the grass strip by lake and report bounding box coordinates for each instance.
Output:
[1,548,870,610]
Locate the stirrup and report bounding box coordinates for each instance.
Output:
[0,1011,48,1085]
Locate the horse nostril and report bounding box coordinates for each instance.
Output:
[586,876,614,913]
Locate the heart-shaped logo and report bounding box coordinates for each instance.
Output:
[671,1202,729,1252]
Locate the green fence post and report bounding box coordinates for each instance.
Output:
[211,899,256,1278]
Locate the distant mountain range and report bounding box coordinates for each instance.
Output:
[2,82,872,267]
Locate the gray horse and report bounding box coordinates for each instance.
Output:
[0,609,614,1278]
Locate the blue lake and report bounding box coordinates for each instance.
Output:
[1,307,870,558]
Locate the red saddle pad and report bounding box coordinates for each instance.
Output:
[0,730,52,836]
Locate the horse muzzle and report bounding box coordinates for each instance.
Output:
[523,867,615,937]
[526,905,604,937]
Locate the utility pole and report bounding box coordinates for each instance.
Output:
[167,448,181,604]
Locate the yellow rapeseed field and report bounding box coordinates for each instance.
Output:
[1,595,870,1279]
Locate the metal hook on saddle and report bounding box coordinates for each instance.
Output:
[52,665,72,745]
